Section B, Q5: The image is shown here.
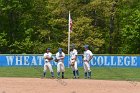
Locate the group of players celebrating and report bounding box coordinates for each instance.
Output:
[43,44,93,79]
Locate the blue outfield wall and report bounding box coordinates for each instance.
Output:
[0,54,140,67]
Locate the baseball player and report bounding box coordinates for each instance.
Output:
[70,44,79,79]
[42,48,54,78]
[55,48,65,79]
[83,45,93,79]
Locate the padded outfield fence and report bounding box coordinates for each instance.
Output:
[0,54,140,67]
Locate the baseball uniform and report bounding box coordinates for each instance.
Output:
[83,45,93,79]
[55,48,65,79]
[70,48,79,78]
[43,48,54,78]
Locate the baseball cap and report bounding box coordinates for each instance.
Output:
[84,45,89,49]
[58,48,62,52]
[47,48,51,51]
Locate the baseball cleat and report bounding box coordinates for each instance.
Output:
[62,76,64,79]
[88,76,91,79]
[73,76,76,79]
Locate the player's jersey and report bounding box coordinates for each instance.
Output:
[55,52,65,62]
[70,49,77,60]
[83,50,93,61]
[44,52,52,62]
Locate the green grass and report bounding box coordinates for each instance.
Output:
[0,67,140,81]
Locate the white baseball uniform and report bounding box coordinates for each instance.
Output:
[70,49,78,71]
[55,52,65,72]
[43,52,53,72]
[83,50,93,72]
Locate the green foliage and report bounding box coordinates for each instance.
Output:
[0,33,8,53]
[119,0,140,53]
[0,0,140,54]
[70,17,104,53]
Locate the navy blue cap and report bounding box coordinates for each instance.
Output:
[84,45,89,49]
[58,48,62,52]
[47,48,51,50]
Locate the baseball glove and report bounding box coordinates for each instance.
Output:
[49,57,53,60]
[44,56,53,60]
[70,62,75,66]
[70,59,75,66]
[55,58,59,62]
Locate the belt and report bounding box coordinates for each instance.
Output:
[45,61,50,63]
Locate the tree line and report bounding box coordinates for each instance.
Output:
[0,0,140,54]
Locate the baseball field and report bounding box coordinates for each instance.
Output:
[0,67,140,93]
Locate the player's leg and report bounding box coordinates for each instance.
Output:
[60,62,65,79]
[57,62,61,78]
[71,62,76,78]
[72,69,76,79]
[86,62,91,78]
[47,63,54,78]
[83,62,88,79]
[43,63,48,77]
[74,61,79,78]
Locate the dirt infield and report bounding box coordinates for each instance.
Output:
[0,78,140,93]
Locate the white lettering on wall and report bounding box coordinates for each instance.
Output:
[2,55,139,67]
[31,56,37,65]
[24,56,29,65]
[97,56,104,66]
[91,57,96,66]
[6,56,14,65]
[37,56,43,65]
[118,56,123,66]
[131,57,137,66]
[104,56,109,66]
[124,56,130,66]
[111,56,116,66]
[16,56,22,65]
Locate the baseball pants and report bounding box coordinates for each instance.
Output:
[71,61,78,71]
[44,62,53,72]
[83,62,91,72]
[57,62,65,72]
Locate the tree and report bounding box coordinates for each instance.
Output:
[118,0,140,53]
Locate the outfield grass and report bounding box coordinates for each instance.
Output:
[0,67,140,81]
